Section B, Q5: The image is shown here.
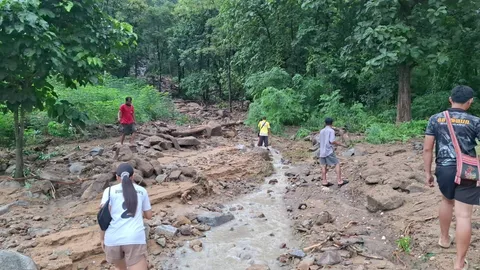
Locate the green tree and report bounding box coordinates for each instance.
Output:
[0,0,134,178]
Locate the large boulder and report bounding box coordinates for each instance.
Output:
[366,186,405,212]
[144,136,163,147]
[115,145,134,161]
[0,250,38,270]
[81,173,113,200]
[180,167,197,178]
[159,140,173,150]
[69,162,86,174]
[135,158,154,178]
[315,250,342,266]
[177,136,201,147]
[206,121,222,137]
[252,147,271,161]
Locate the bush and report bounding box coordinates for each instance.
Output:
[244,67,291,99]
[366,120,428,144]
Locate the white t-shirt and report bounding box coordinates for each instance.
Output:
[100,183,152,246]
[318,126,335,158]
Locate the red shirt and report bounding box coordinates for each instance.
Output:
[119,104,135,124]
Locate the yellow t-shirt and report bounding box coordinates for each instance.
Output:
[258,120,270,136]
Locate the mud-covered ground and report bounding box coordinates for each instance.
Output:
[1,102,479,270]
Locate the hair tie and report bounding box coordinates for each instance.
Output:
[121,171,130,178]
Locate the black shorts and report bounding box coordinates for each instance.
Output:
[258,136,268,147]
[122,124,136,135]
[436,166,480,205]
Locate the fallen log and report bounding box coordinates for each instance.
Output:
[171,126,207,137]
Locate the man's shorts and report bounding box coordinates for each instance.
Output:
[436,166,480,205]
[320,153,339,166]
[122,123,136,135]
[105,244,147,267]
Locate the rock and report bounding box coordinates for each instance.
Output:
[206,121,222,137]
[116,145,134,161]
[246,265,270,270]
[135,158,154,178]
[0,250,38,270]
[257,213,266,218]
[217,109,229,118]
[406,183,427,193]
[133,172,144,185]
[29,181,52,195]
[81,180,108,200]
[174,216,192,227]
[280,243,287,249]
[156,237,166,248]
[154,225,178,238]
[180,167,197,177]
[48,254,58,260]
[159,140,173,150]
[412,142,423,151]
[268,179,278,185]
[5,165,16,175]
[297,257,315,270]
[168,170,182,181]
[289,249,306,259]
[364,176,380,185]
[28,227,51,237]
[189,239,203,252]
[366,186,405,212]
[314,211,332,226]
[90,147,104,157]
[145,136,163,146]
[342,147,366,157]
[387,178,412,190]
[69,162,86,175]
[285,167,310,177]
[197,212,235,227]
[315,250,342,266]
[385,149,407,156]
[196,224,211,232]
[252,147,271,161]
[177,136,201,146]
[155,174,167,184]
[0,180,22,189]
[298,203,307,210]
[179,225,192,236]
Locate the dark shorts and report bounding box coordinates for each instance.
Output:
[320,153,339,166]
[258,136,269,147]
[436,166,480,205]
[122,124,136,135]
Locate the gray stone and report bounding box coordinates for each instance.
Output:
[289,249,306,259]
[206,121,222,137]
[177,136,201,146]
[315,250,342,266]
[69,162,86,174]
[169,170,182,180]
[116,145,134,161]
[5,165,16,175]
[314,211,333,226]
[366,186,405,212]
[154,225,178,238]
[135,158,154,178]
[197,212,235,227]
[0,180,22,189]
[180,167,197,177]
[156,237,166,248]
[252,147,271,161]
[406,183,427,193]
[0,250,38,270]
[179,225,192,236]
[81,174,111,200]
[145,136,163,146]
[159,140,173,150]
[155,174,167,184]
[285,167,310,177]
[364,176,380,185]
[90,147,104,157]
[27,227,51,238]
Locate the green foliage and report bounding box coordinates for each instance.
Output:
[396,236,412,254]
[245,68,291,99]
[47,122,72,138]
[366,121,427,144]
[295,127,312,140]
[180,71,216,102]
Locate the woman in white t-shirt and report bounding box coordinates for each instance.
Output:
[100,163,152,270]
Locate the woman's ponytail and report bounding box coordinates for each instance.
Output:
[116,163,138,217]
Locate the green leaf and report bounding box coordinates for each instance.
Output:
[64,1,74,12]
[24,48,35,58]
[39,9,55,18]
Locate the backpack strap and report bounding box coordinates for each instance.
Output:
[444,110,463,184]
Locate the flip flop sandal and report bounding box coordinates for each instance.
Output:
[322,182,334,187]
[338,180,349,187]
[438,234,453,248]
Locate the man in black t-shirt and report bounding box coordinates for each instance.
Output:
[424,85,480,270]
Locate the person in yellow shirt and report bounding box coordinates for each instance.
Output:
[257,117,271,148]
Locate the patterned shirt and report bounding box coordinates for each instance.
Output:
[425,108,480,167]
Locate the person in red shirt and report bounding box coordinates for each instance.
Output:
[118,97,136,145]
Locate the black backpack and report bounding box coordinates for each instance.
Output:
[97,187,112,231]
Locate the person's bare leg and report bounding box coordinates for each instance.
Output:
[130,132,136,145]
[321,165,328,185]
[335,164,342,184]
[128,256,148,270]
[114,259,127,270]
[438,196,454,246]
[454,200,473,270]
[120,134,126,145]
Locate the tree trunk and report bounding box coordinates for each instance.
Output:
[13,106,25,179]
[228,52,232,113]
[156,40,162,92]
[396,63,412,123]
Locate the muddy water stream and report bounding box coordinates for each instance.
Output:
[165,149,297,270]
